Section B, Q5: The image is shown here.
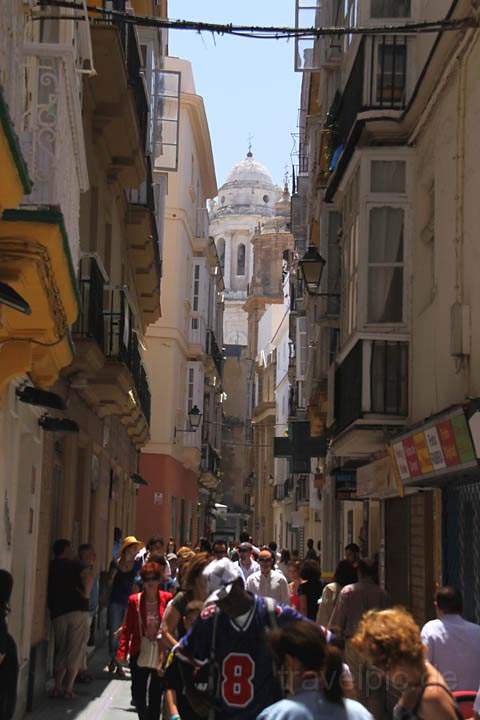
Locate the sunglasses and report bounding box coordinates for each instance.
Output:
[259,557,273,563]
[144,575,160,582]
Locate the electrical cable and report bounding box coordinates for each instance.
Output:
[35,0,477,39]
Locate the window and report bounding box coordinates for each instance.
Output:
[187,367,194,411]
[343,170,360,336]
[217,238,225,269]
[344,0,358,48]
[192,264,200,311]
[371,161,406,193]
[367,206,404,324]
[371,341,408,415]
[237,244,246,275]
[375,39,407,107]
[371,0,410,18]
[153,70,181,171]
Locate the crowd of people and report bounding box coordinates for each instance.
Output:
[2,533,480,720]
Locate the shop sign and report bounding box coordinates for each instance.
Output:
[356,456,399,499]
[391,407,478,485]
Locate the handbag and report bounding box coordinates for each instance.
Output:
[135,594,160,669]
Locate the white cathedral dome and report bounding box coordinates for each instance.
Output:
[225,152,275,189]
[212,151,279,219]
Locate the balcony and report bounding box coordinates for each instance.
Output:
[325,34,409,200]
[69,263,151,446]
[20,43,89,268]
[200,443,221,490]
[206,329,223,378]
[126,156,161,329]
[188,315,207,357]
[88,2,148,187]
[332,338,408,456]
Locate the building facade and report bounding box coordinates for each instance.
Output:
[136,57,222,545]
[292,0,480,620]
[0,0,167,711]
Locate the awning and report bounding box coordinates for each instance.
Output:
[0,87,32,212]
[390,405,479,487]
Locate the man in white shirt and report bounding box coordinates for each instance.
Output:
[245,547,290,605]
[235,542,260,582]
[421,586,480,691]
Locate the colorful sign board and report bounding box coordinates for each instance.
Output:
[391,407,478,485]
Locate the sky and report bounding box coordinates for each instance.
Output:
[168,0,302,190]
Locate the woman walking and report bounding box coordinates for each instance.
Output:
[298,560,323,621]
[352,608,463,720]
[117,562,172,720]
[107,535,143,675]
[258,620,372,719]
[0,571,18,720]
[160,552,210,648]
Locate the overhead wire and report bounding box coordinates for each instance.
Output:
[36,0,477,38]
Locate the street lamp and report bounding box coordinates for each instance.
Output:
[174,404,202,438]
[298,246,326,296]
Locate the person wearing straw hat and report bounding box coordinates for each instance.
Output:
[107,535,144,675]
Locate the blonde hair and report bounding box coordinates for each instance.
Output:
[177,546,195,562]
[352,607,425,671]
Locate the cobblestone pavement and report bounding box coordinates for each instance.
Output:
[28,650,137,720]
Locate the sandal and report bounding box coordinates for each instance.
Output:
[107,660,116,673]
[49,688,63,699]
[115,667,126,678]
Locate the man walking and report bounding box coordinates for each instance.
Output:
[305,538,319,561]
[245,547,290,605]
[421,586,480,691]
[177,559,302,719]
[330,558,389,717]
[235,542,260,583]
[48,539,93,699]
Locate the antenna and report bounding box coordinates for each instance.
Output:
[247,133,253,157]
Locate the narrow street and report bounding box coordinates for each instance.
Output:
[2,0,480,718]
[29,651,134,720]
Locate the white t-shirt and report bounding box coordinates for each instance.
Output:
[258,690,373,720]
[421,614,480,691]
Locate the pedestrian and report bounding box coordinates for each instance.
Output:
[269,541,282,563]
[345,543,360,570]
[198,537,212,554]
[0,570,18,720]
[165,554,178,593]
[297,560,323,621]
[176,558,303,719]
[288,560,302,610]
[245,547,290,605]
[138,537,172,579]
[305,538,319,562]
[167,537,176,555]
[277,549,291,578]
[116,561,172,720]
[257,620,372,720]
[77,543,98,683]
[212,539,228,560]
[107,535,143,675]
[421,586,480,691]
[112,527,122,559]
[353,607,463,720]
[329,558,389,717]
[316,559,358,627]
[164,600,206,720]
[175,546,195,590]
[235,541,260,583]
[47,539,92,699]
[160,552,211,648]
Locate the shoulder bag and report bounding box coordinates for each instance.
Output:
[136,593,160,669]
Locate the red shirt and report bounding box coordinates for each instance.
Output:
[117,590,172,661]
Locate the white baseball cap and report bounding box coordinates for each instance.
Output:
[203,558,243,604]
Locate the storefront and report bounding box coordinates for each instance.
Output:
[390,404,480,623]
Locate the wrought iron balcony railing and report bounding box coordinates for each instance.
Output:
[74,256,105,350]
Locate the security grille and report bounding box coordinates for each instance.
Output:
[443,481,480,623]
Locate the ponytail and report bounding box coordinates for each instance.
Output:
[323,644,344,705]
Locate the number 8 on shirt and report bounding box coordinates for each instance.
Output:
[222,653,255,707]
